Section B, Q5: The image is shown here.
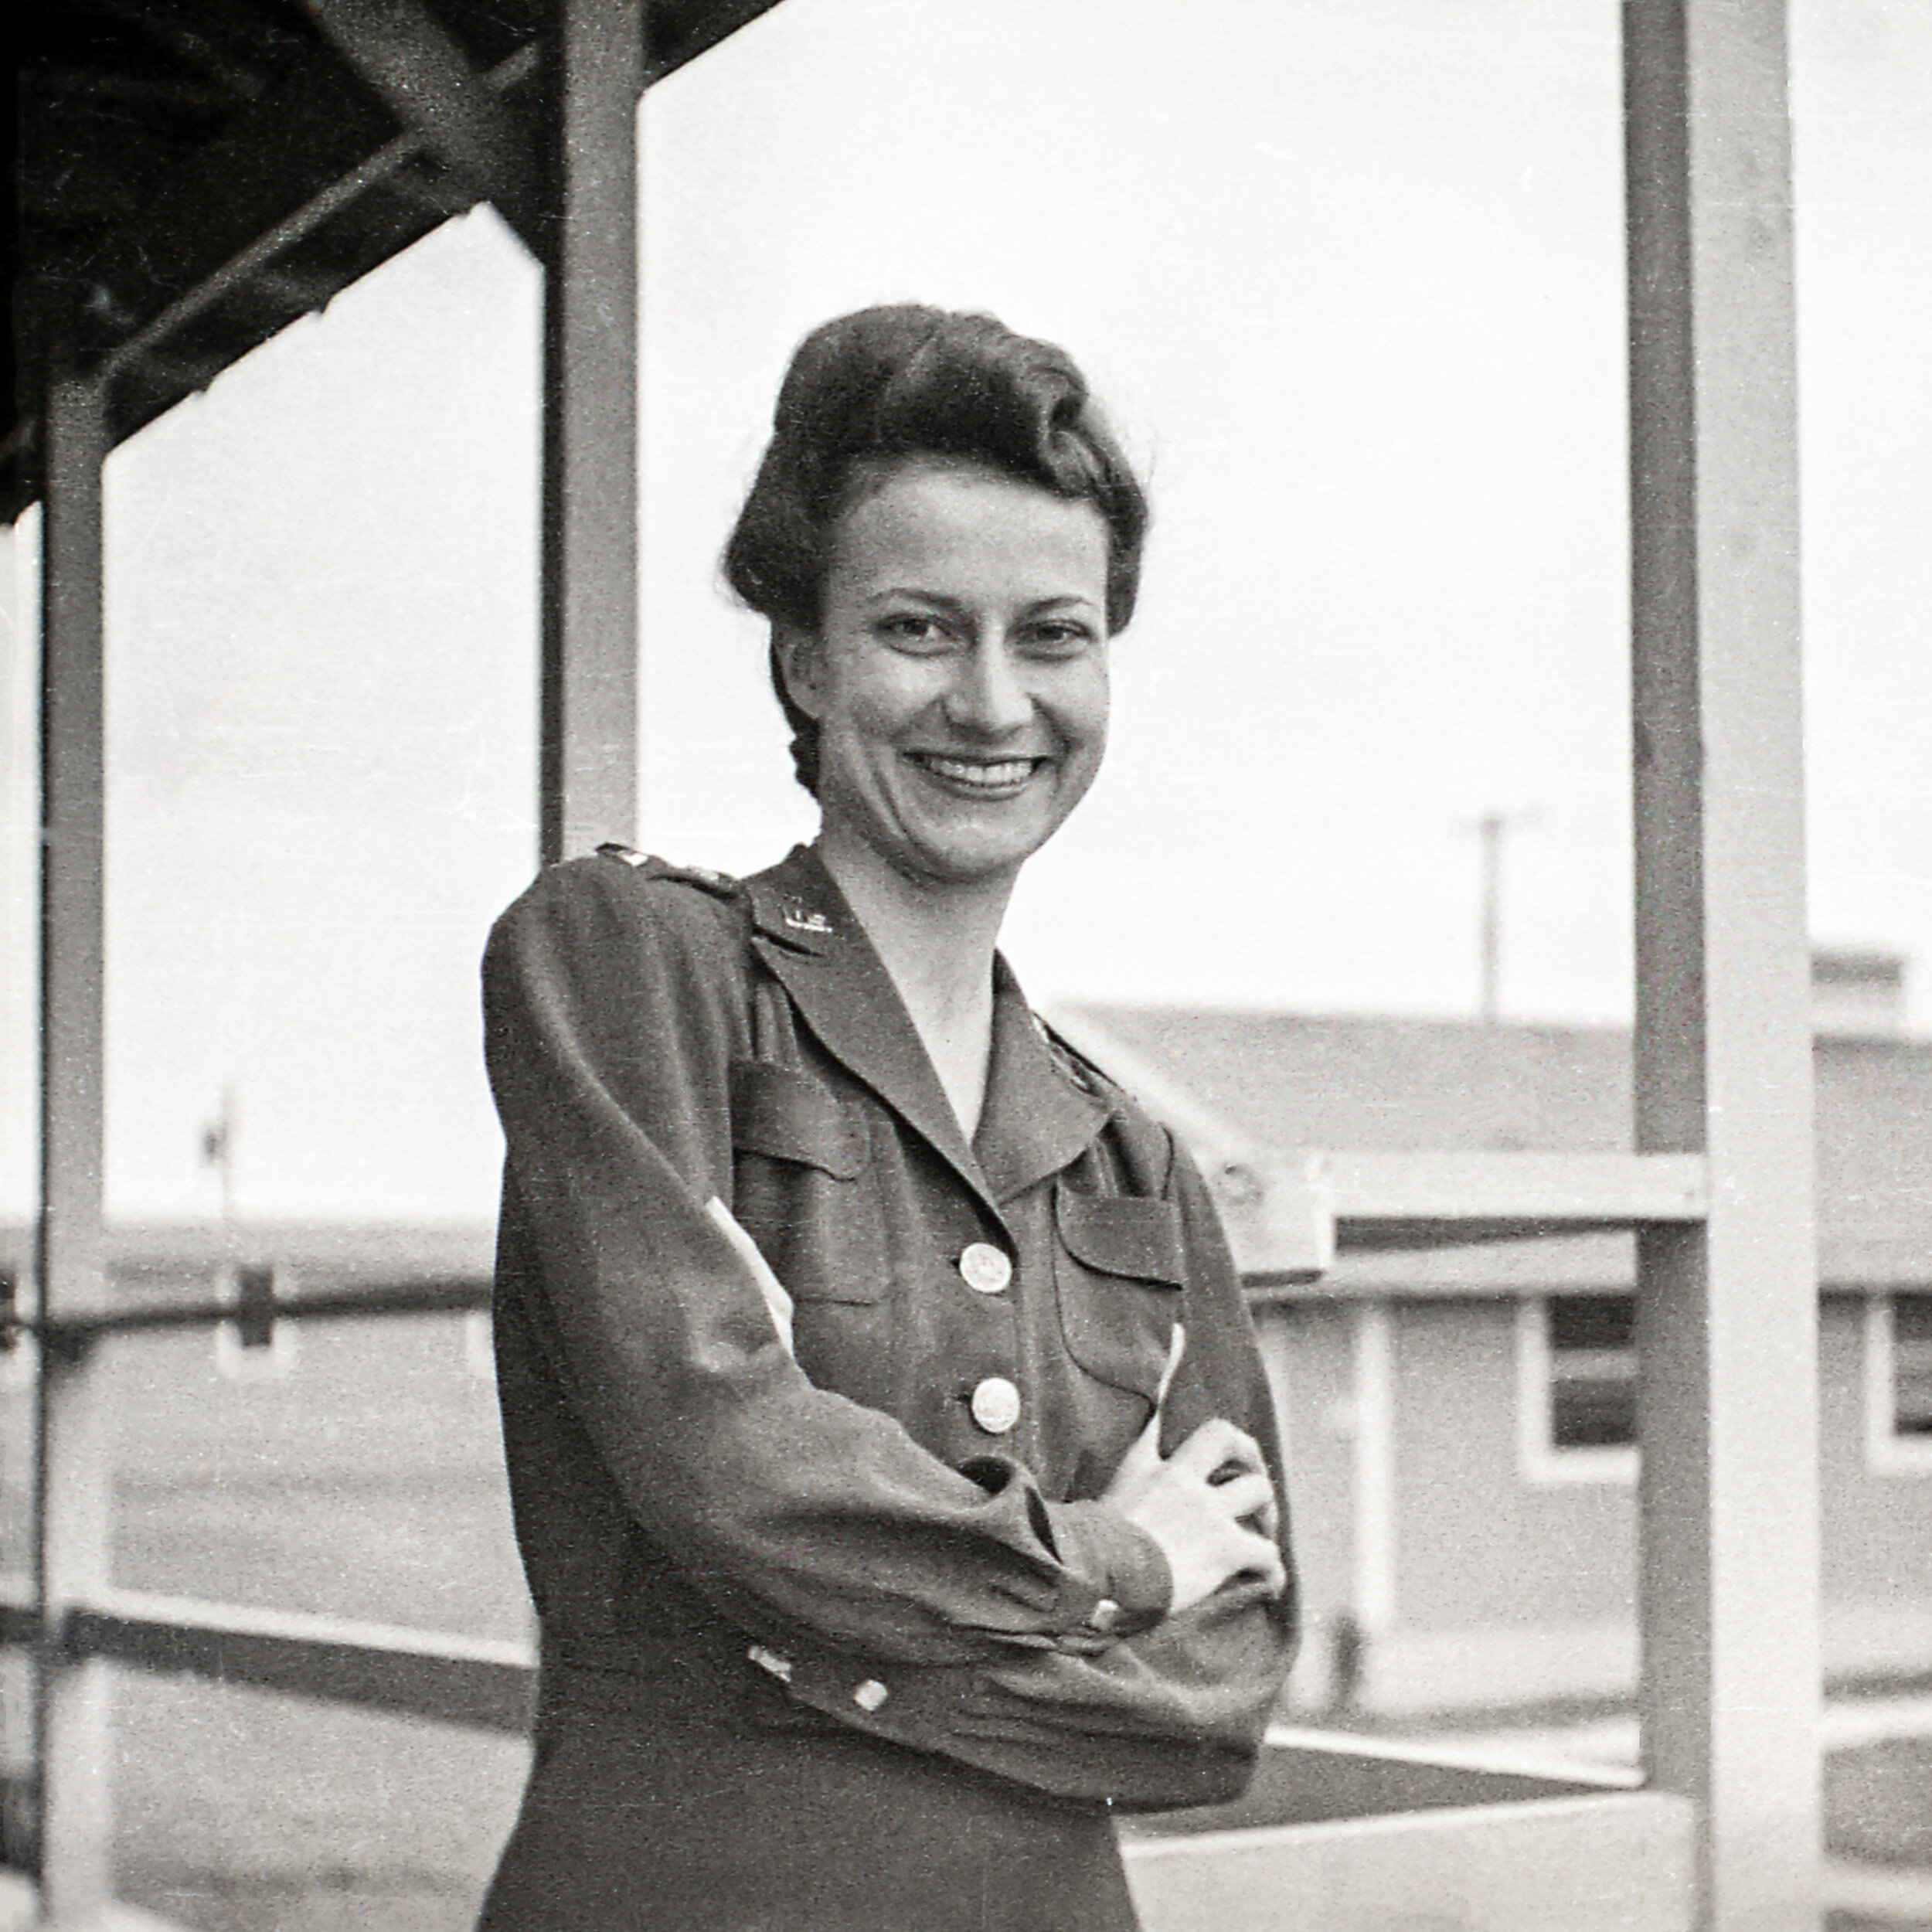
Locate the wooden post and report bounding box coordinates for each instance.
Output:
[1349,1299,1396,1647]
[539,0,644,865]
[35,367,117,1924]
[1624,3,1821,1927]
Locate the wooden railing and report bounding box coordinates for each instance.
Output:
[3,1144,1713,1900]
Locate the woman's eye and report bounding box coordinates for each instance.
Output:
[1025,622,1097,658]
[879,614,954,651]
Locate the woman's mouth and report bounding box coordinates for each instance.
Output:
[906,752,1043,795]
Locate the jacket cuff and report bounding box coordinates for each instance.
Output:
[1046,1501,1172,1640]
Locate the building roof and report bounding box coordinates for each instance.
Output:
[6,0,787,524]
[1061,1006,1932,1292]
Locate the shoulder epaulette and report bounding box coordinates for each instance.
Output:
[1031,1012,1120,1103]
[595,844,743,903]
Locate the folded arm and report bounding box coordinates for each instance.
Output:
[753,1147,1298,1807]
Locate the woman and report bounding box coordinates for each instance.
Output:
[478,305,1297,1931]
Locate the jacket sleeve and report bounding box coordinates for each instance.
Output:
[482,860,1172,1669]
[753,1142,1301,1810]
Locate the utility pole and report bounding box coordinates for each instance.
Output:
[1469,810,1540,1023]
[200,1084,237,1223]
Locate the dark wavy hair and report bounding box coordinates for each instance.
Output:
[723,304,1149,795]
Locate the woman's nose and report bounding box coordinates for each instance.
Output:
[942,640,1032,735]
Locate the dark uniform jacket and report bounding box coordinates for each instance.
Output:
[478,845,1297,1929]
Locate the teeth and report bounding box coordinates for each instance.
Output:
[918,755,1036,789]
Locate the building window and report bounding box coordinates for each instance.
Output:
[1895,1295,1932,1436]
[1518,1294,1638,1484]
[1866,1291,1932,1474]
[1549,1295,1638,1447]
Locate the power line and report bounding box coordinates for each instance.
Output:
[1464,810,1542,1023]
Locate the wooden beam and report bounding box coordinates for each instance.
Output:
[35,366,116,1924]
[1328,1152,1708,1233]
[539,0,644,862]
[304,0,546,253]
[32,1274,491,1343]
[0,1578,533,1736]
[1624,4,1821,1928]
[94,46,539,392]
[1208,1151,1707,1281]
[71,1590,536,1736]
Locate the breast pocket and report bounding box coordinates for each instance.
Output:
[729,1060,879,1301]
[1052,1186,1186,1400]
[729,1060,891,1406]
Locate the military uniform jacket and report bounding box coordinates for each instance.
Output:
[483,844,1298,1819]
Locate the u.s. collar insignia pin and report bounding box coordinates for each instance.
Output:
[783,905,834,935]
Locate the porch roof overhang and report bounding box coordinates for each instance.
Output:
[5,0,787,526]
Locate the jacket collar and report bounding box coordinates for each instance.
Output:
[975,954,1115,1205]
[746,847,1111,1212]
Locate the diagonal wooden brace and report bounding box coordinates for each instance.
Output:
[304,0,546,253]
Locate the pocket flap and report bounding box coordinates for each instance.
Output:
[1053,1190,1185,1287]
[729,1060,869,1179]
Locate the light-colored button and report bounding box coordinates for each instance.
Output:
[970,1376,1022,1434]
[1090,1598,1124,1634]
[852,1679,889,1712]
[959,1243,1012,1294]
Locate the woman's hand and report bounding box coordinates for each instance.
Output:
[1100,1413,1287,1614]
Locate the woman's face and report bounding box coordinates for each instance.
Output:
[781,457,1112,893]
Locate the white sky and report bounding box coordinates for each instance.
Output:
[3,0,1929,1221]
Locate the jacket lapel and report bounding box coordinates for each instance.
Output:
[746,849,995,1216]
[745,849,1114,1217]
[974,957,1114,1206]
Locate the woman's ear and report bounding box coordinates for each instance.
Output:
[773,624,825,720]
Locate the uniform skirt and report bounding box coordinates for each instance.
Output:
[477,1663,1142,1932]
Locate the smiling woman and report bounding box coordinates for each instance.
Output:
[779,460,1112,921]
[478,306,1296,1931]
